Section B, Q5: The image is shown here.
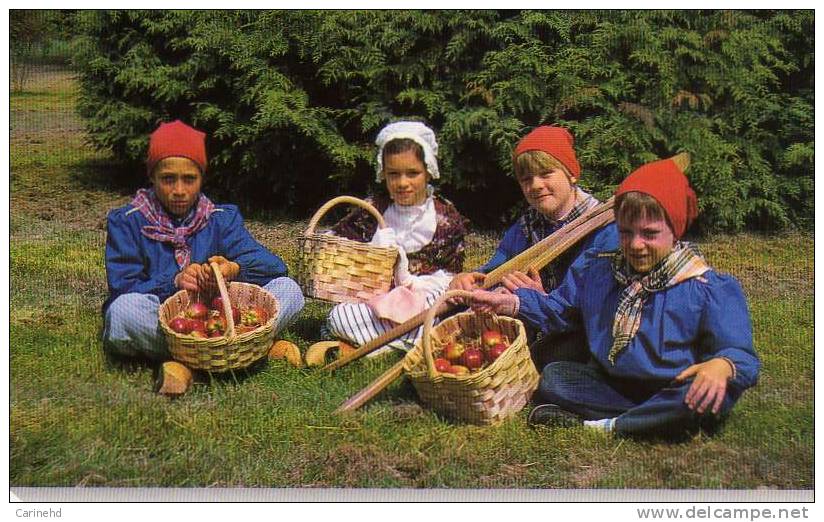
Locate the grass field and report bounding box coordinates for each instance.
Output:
[9,67,814,490]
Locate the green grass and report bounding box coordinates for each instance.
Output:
[9,67,814,489]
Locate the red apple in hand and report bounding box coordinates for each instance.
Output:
[434,358,452,373]
[185,302,209,320]
[481,329,503,349]
[443,340,465,363]
[169,317,192,334]
[462,348,485,370]
[487,342,508,363]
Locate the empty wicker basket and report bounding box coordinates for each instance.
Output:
[403,289,539,426]
[159,262,279,372]
[297,195,398,303]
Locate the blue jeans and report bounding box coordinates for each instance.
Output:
[103,277,305,360]
[538,360,740,436]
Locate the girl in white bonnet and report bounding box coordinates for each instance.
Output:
[325,120,469,355]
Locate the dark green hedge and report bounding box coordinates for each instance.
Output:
[72,10,813,231]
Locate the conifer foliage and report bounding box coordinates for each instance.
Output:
[73,10,812,231]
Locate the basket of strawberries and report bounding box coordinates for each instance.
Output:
[159,261,279,372]
[402,289,539,426]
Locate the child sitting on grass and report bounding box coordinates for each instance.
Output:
[449,125,617,366]
[470,157,760,437]
[102,120,304,362]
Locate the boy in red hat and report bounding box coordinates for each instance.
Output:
[102,120,304,361]
[449,125,617,365]
[471,157,760,437]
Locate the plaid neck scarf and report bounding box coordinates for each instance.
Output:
[129,188,215,268]
[521,187,599,289]
[607,242,710,365]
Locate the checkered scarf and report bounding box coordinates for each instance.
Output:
[520,187,599,288]
[129,188,215,268]
[608,242,710,365]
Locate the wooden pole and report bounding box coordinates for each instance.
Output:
[333,363,406,414]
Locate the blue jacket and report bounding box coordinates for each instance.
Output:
[103,203,288,314]
[515,252,760,392]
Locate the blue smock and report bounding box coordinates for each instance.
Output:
[515,252,760,391]
[103,203,287,314]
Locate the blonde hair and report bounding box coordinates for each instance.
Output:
[514,150,573,180]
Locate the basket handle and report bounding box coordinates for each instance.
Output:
[209,261,236,340]
[304,195,387,235]
[421,289,474,380]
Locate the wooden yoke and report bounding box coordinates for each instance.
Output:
[332,152,690,413]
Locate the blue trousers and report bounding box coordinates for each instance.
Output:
[103,277,305,360]
[538,360,740,436]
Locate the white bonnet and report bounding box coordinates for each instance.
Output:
[374,121,440,182]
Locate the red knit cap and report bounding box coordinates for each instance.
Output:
[513,125,581,179]
[146,120,207,175]
[615,158,698,239]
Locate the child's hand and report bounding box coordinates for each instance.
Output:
[501,267,545,294]
[202,255,241,287]
[175,263,206,292]
[470,289,519,316]
[675,358,735,415]
[448,272,486,292]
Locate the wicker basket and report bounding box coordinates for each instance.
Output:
[297,195,398,303]
[159,262,279,372]
[403,289,539,426]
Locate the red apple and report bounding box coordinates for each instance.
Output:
[208,330,224,338]
[228,306,241,324]
[462,348,484,370]
[253,306,268,324]
[211,296,226,311]
[434,358,452,373]
[487,342,508,363]
[241,306,268,327]
[187,319,206,332]
[185,302,209,320]
[190,329,208,339]
[446,365,469,375]
[205,316,226,335]
[442,340,465,363]
[169,317,192,334]
[481,329,504,349]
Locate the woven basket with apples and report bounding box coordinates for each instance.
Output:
[403,289,539,426]
[159,261,279,372]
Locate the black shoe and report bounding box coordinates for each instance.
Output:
[527,404,583,428]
